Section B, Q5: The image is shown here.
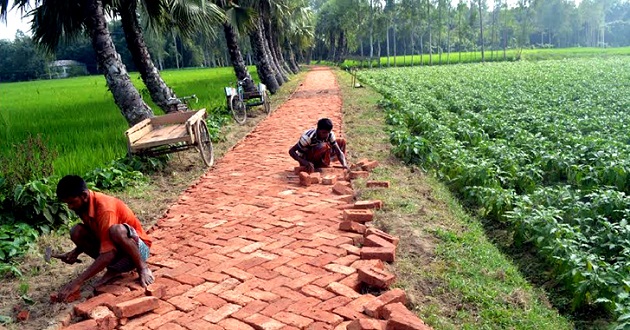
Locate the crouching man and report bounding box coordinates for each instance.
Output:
[53,175,153,301]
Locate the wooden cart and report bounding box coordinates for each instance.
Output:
[125,109,214,167]
[224,81,271,124]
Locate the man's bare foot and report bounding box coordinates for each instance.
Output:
[93,269,122,287]
[138,267,154,288]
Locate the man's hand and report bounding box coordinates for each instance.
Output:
[57,280,81,302]
[52,250,81,264]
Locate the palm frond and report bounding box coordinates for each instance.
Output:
[30,0,85,53]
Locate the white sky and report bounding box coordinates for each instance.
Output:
[1,8,32,41]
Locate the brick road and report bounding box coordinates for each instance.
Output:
[64,67,430,330]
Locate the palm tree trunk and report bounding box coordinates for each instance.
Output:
[262,18,288,82]
[223,22,257,94]
[249,19,280,93]
[84,0,153,126]
[119,0,179,113]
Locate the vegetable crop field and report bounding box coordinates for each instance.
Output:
[358,57,630,325]
[0,66,257,176]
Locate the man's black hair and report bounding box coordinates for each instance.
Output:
[56,175,88,200]
[317,118,333,131]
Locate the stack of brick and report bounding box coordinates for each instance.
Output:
[295,166,345,187]
[56,277,164,329]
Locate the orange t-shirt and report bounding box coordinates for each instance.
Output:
[80,191,152,254]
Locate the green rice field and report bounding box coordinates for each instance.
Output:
[0,67,258,176]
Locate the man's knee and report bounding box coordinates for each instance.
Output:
[70,224,89,243]
[108,224,128,244]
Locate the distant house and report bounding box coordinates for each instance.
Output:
[49,60,88,79]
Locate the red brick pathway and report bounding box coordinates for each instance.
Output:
[64,67,430,330]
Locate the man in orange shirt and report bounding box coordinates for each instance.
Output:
[53,175,154,301]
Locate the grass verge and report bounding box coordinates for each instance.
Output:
[0,70,307,330]
[335,68,573,329]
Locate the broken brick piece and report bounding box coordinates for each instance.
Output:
[383,302,431,330]
[89,305,117,330]
[357,266,396,289]
[347,318,385,330]
[361,161,379,172]
[355,159,370,167]
[363,235,395,248]
[349,171,370,180]
[112,296,160,318]
[309,172,321,184]
[299,172,312,186]
[333,182,354,195]
[50,290,81,303]
[322,175,337,185]
[145,283,167,299]
[366,181,390,188]
[360,246,396,263]
[354,200,383,210]
[16,310,29,322]
[363,289,407,319]
[74,293,118,317]
[365,228,399,246]
[339,221,367,234]
[343,209,373,223]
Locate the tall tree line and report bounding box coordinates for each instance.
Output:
[312,0,630,64]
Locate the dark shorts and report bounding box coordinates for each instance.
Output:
[108,224,150,273]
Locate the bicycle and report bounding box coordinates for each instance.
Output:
[166,94,198,112]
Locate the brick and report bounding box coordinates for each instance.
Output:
[340,273,362,291]
[50,290,81,303]
[333,194,355,203]
[340,244,361,256]
[357,266,396,289]
[365,181,390,188]
[308,321,334,329]
[167,295,200,312]
[346,294,376,313]
[326,282,361,299]
[74,293,117,317]
[260,298,294,317]
[113,296,160,318]
[154,299,176,315]
[299,172,312,186]
[186,319,224,330]
[219,317,256,330]
[361,161,379,172]
[16,310,29,322]
[173,273,205,286]
[335,321,353,330]
[339,221,366,234]
[364,235,395,248]
[65,319,98,330]
[156,323,186,330]
[89,305,117,330]
[332,306,365,321]
[232,300,270,321]
[332,182,353,195]
[351,259,385,271]
[203,303,241,323]
[274,311,314,328]
[244,313,287,330]
[383,303,431,330]
[183,282,217,298]
[309,172,322,184]
[353,200,383,210]
[363,289,407,318]
[347,319,384,330]
[96,284,131,296]
[321,175,337,185]
[323,263,356,275]
[348,171,369,180]
[193,292,227,309]
[360,246,396,263]
[145,284,167,299]
[334,254,361,266]
[301,309,344,326]
[220,290,255,305]
[146,310,186,329]
[317,296,352,311]
[294,166,308,174]
[301,284,336,301]
[365,228,399,246]
[343,209,373,223]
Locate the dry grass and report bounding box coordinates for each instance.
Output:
[0,70,307,330]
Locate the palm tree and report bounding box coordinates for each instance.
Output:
[248,0,280,92]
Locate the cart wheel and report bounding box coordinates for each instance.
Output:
[263,90,271,115]
[196,120,214,167]
[230,95,247,124]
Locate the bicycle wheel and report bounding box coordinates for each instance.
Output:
[263,90,271,115]
[196,120,214,167]
[230,95,247,124]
